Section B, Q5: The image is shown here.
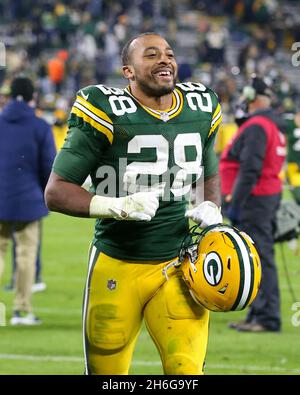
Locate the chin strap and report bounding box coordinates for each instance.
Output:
[187,250,198,274]
[162,246,200,281]
[162,259,181,280]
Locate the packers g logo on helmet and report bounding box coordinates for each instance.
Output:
[178,224,262,312]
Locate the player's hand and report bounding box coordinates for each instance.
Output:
[185,201,222,228]
[110,191,159,221]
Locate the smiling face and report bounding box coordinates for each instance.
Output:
[122,34,178,98]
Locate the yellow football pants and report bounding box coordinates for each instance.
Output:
[83,246,209,375]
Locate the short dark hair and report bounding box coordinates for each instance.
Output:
[252,77,272,98]
[10,77,34,102]
[121,32,163,66]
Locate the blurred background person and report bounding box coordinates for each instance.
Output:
[0,76,56,325]
[5,220,46,293]
[219,77,286,333]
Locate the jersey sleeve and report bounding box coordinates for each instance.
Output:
[203,91,222,177]
[69,86,114,144]
[209,101,222,138]
[202,129,219,177]
[52,86,112,185]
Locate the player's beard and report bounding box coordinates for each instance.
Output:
[136,75,176,97]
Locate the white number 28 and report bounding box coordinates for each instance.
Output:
[123,133,202,197]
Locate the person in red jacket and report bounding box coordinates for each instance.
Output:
[220,77,286,332]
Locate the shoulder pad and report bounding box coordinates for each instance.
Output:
[176,81,208,93]
[78,84,125,103]
[72,85,115,143]
[176,81,219,104]
[176,81,221,134]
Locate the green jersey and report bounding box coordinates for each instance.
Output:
[285,113,300,164]
[53,82,222,260]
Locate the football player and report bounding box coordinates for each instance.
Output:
[284,110,300,205]
[45,32,222,375]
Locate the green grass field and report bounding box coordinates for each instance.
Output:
[0,212,300,375]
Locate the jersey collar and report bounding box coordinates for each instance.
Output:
[125,86,183,122]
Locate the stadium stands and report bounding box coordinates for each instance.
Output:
[0,0,299,142]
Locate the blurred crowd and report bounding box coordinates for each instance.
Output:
[0,0,300,126]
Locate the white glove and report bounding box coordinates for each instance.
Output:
[89,191,159,221]
[185,201,222,228]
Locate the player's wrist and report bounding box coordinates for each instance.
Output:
[185,200,223,227]
[89,192,159,221]
[89,195,118,218]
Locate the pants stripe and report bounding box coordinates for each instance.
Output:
[82,244,99,375]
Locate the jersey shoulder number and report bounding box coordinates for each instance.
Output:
[83,84,138,117]
[70,84,120,144]
[176,81,222,137]
[71,84,139,144]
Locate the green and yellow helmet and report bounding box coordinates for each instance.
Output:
[178,224,262,312]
